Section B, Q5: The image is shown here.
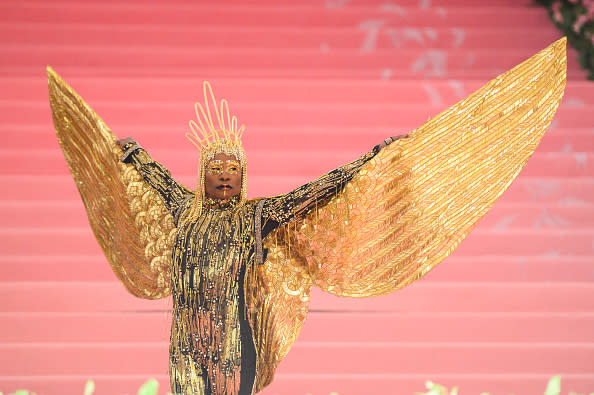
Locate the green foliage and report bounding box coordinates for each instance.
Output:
[415,381,461,395]
[83,380,95,395]
[412,376,593,395]
[545,376,562,395]
[137,379,160,395]
[534,0,594,80]
[414,376,581,395]
[1,376,591,394]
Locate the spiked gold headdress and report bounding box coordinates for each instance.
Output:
[185,82,248,220]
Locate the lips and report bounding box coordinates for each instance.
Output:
[216,185,232,190]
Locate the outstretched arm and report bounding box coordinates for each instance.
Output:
[117,137,192,223]
[260,134,407,235]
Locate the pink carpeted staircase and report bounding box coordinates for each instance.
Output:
[1,0,593,394]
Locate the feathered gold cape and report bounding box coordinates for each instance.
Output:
[47,38,566,392]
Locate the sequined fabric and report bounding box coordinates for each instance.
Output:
[168,201,255,394]
[291,37,567,298]
[124,146,375,393]
[125,148,257,394]
[47,66,370,392]
[47,38,566,394]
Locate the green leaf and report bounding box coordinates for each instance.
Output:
[137,379,159,395]
[544,376,561,395]
[84,380,95,395]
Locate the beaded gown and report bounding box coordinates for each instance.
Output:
[123,146,376,394]
[47,39,566,394]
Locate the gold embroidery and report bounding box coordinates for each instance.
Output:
[47,38,566,395]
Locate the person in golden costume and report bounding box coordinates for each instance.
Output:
[48,39,567,395]
[114,85,405,393]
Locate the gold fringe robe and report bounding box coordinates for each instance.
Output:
[47,38,566,394]
[122,146,376,394]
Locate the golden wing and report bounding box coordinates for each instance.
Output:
[246,38,566,390]
[47,67,187,299]
[293,38,567,297]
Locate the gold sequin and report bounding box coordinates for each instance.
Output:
[47,38,566,395]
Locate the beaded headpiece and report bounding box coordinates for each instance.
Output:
[185,82,248,219]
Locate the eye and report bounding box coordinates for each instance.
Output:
[225,160,241,174]
[207,165,223,175]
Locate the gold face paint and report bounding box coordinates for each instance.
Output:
[206,159,240,175]
[225,160,241,175]
[206,159,224,175]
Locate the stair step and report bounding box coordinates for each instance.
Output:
[1,23,563,50]
[1,311,592,343]
[0,4,551,28]
[4,45,584,73]
[4,126,594,153]
[0,77,489,103]
[1,255,592,283]
[6,77,594,104]
[1,282,592,313]
[1,374,593,395]
[5,101,592,133]
[4,0,538,6]
[7,62,589,80]
[1,342,592,375]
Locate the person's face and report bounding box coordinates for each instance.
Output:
[204,153,242,200]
